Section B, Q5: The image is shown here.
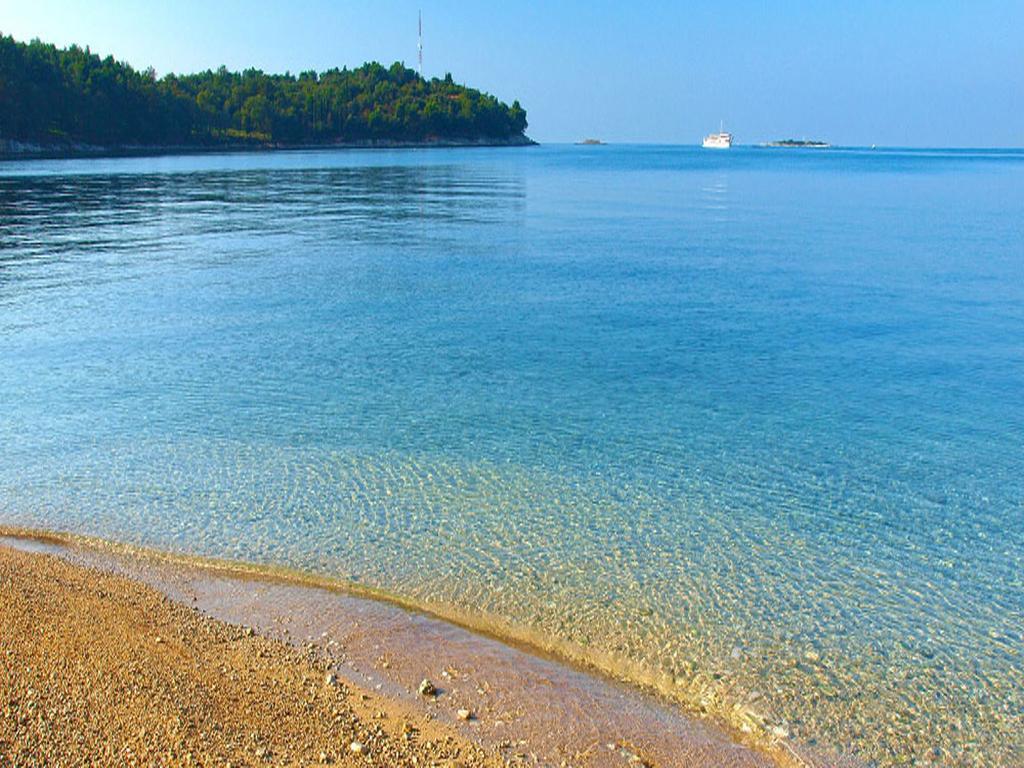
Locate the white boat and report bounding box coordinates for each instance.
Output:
[702,121,733,149]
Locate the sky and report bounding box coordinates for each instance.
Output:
[1,0,1021,147]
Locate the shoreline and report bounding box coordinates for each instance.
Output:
[0,542,500,767]
[0,526,843,768]
[0,136,537,162]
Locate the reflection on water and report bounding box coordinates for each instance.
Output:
[1,146,1023,767]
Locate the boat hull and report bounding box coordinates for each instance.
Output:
[702,132,733,149]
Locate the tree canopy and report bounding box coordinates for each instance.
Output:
[0,35,529,148]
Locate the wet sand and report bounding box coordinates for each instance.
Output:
[0,544,504,767]
[0,532,810,767]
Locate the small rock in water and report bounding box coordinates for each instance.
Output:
[730,646,743,660]
[804,650,821,663]
[457,708,472,721]
[418,678,437,697]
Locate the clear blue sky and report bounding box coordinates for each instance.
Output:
[2,0,1021,147]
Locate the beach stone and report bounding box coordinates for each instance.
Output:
[418,679,436,697]
[457,708,472,721]
[349,741,365,755]
[324,673,337,687]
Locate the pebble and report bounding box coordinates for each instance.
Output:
[457,709,472,721]
[2,547,500,768]
[418,679,436,697]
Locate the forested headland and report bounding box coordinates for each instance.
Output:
[0,34,531,156]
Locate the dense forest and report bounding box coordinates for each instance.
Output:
[0,35,530,150]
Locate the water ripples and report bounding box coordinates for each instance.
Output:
[1,146,1022,766]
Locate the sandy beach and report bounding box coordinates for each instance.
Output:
[0,533,786,768]
[0,544,504,768]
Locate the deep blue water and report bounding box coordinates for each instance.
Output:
[1,145,1022,766]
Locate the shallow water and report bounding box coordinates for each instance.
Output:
[0,534,777,768]
[1,145,1022,766]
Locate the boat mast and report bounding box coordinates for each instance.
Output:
[418,11,423,78]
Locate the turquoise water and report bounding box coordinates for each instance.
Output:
[1,146,1022,766]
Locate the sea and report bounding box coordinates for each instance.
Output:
[1,145,1021,767]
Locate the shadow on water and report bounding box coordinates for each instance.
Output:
[0,163,526,280]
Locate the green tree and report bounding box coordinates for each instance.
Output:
[0,34,530,149]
